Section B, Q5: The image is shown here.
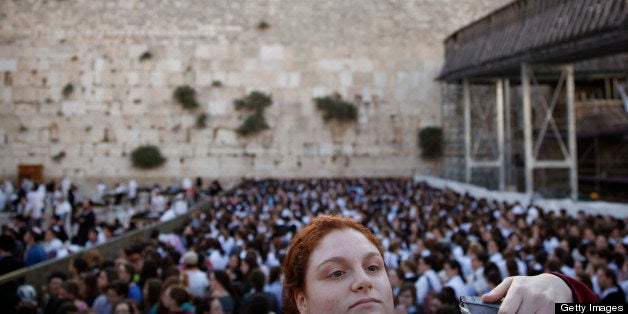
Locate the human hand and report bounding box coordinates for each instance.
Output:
[481,273,572,313]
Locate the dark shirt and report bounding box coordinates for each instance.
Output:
[24,244,47,266]
[241,291,279,314]
[0,254,25,313]
[600,285,626,304]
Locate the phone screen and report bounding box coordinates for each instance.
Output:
[459,296,501,314]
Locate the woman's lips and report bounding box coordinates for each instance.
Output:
[349,298,381,310]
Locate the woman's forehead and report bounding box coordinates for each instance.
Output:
[311,228,379,261]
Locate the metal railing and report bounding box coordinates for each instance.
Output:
[0,200,211,289]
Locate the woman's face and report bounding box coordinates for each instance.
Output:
[296,228,394,314]
[397,289,415,308]
[97,271,108,289]
[161,288,173,309]
[209,272,220,291]
[114,303,131,314]
[209,298,224,314]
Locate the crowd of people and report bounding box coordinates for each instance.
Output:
[0,177,626,314]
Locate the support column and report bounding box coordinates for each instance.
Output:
[521,63,534,195]
[504,79,512,189]
[565,65,578,200]
[463,79,471,183]
[496,79,505,191]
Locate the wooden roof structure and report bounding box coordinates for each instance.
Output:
[438,0,628,82]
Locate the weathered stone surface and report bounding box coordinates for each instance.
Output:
[0,0,510,182]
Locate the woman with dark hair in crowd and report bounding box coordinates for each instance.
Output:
[195,296,225,314]
[58,279,88,311]
[92,267,119,314]
[236,252,260,296]
[80,273,100,307]
[161,285,194,314]
[225,253,242,284]
[395,282,418,314]
[143,278,163,314]
[209,270,239,314]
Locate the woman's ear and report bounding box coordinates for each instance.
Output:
[295,290,307,313]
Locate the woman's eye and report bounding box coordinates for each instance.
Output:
[330,270,345,278]
[367,265,380,272]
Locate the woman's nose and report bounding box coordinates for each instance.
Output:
[351,269,374,292]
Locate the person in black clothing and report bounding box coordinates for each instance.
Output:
[240,269,279,314]
[72,201,95,245]
[0,234,25,314]
[209,180,223,196]
[596,267,626,303]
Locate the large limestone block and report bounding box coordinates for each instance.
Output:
[339,71,352,87]
[0,59,17,72]
[61,101,85,115]
[214,128,239,145]
[260,45,284,61]
[349,59,374,72]
[207,99,229,115]
[195,45,212,59]
[317,59,344,72]
[156,59,182,72]
[277,72,300,88]
[12,87,40,104]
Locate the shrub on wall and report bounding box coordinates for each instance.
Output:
[234,91,272,113]
[130,145,166,169]
[234,91,272,136]
[173,85,199,109]
[139,51,152,61]
[418,126,443,159]
[237,113,269,136]
[314,95,358,122]
[62,83,74,98]
[52,151,66,162]
[196,112,208,128]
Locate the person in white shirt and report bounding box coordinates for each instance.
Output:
[415,254,442,306]
[173,193,188,216]
[42,229,65,258]
[443,258,472,299]
[466,248,489,296]
[151,190,167,214]
[128,179,138,206]
[84,227,105,248]
[181,250,209,298]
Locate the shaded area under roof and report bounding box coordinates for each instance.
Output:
[438,0,628,82]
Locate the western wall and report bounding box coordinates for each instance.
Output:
[0,0,511,186]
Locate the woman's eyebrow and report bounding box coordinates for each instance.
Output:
[316,251,381,270]
[316,256,346,271]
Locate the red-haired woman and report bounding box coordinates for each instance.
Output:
[282,214,598,314]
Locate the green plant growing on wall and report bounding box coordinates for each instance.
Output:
[257,20,270,30]
[418,126,443,159]
[139,51,152,61]
[52,151,66,162]
[130,145,167,169]
[196,112,208,128]
[62,83,74,98]
[314,95,358,122]
[234,91,272,113]
[237,113,269,136]
[234,91,272,136]
[211,80,223,87]
[173,85,199,109]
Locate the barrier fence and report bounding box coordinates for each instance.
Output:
[0,200,210,290]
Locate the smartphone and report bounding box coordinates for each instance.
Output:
[459,296,501,314]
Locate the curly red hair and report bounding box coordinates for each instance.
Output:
[281,215,384,314]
